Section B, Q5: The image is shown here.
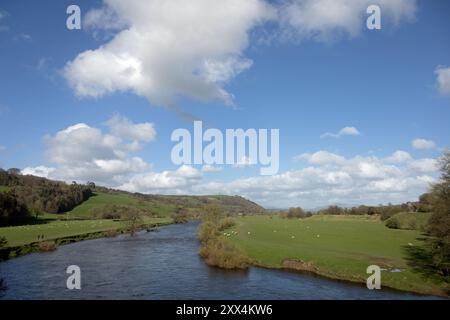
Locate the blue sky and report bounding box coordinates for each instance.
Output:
[0,0,449,208]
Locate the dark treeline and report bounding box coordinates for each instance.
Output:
[0,169,93,226]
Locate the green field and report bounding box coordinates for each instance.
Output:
[0,216,172,247]
[0,191,176,250]
[65,192,176,219]
[226,215,448,296]
[0,186,10,193]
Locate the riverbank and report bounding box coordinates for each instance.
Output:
[224,215,449,297]
[0,217,173,261]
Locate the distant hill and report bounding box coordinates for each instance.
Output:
[0,169,265,226]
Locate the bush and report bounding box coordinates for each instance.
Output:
[172,208,190,224]
[199,238,250,269]
[38,241,57,252]
[218,217,235,231]
[385,217,399,229]
[197,221,217,243]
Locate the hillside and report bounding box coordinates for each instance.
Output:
[0,170,265,226]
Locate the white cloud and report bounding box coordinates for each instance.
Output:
[435,66,450,96]
[412,138,436,150]
[384,150,412,163]
[24,115,154,185]
[106,114,156,142]
[23,118,203,194]
[321,126,360,138]
[21,166,55,178]
[118,165,202,194]
[64,0,275,107]
[408,158,438,173]
[294,151,345,165]
[189,150,438,208]
[279,0,416,42]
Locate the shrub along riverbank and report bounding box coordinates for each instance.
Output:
[197,205,250,269]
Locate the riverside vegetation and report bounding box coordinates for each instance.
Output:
[0,169,263,260]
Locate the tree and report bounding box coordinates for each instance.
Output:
[287,207,306,219]
[425,151,450,277]
[122,208,144,236]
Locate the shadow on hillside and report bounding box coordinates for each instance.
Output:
[403,238,449,290]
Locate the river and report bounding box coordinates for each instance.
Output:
[0,221,442,299]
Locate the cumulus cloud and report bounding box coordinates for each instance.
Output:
[64,0,275,107]
[22,166,55,178]
[22,117,205,194]
[279,0,416,42]
[188,150,438,208]
[384,150,412,163]
[106,114,156,142]
[118,165,202,194]
[294,150,345,164]
[412,138,436,150]
[321,126,360,138]
[24,115,155,185]
[435,66,450,96]
[64,1,417,106]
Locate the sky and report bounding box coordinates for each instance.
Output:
[0,0,449,209]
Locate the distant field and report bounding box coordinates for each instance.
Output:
[0,185,10,193]
[66,192,176,218]
[226,215,447,296]
[0,217,172,247]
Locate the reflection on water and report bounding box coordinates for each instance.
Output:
[0,222,442,300]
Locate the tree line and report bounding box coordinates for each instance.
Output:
[0,169,93,226]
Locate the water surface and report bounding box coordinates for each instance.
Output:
[0,222,442,299]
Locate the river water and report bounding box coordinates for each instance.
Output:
[0,222,442,299]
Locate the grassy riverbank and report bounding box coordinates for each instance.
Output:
[225,215,449,297]
[0,216,173,259]
[0,216,172,247]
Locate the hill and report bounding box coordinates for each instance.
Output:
[0,169,265,226]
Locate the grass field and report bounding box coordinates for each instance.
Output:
[0,216,172,247]
[226,215,448,296]
[65,192,176,219]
